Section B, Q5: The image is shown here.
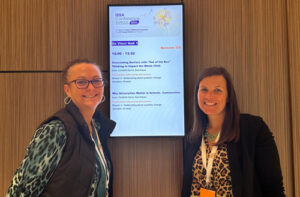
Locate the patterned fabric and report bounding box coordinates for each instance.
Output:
[190,137,233,197]
[89,162,101,196]
[91,120,109,197]
[6,119,104,197]
[6,120,67,197]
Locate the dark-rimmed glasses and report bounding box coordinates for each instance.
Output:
[68,78,107,89]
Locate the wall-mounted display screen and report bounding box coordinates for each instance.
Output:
[108,4,185,137]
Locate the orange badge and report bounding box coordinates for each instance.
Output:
[200,188,216,197]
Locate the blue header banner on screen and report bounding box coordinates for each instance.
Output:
[108,4,185,137]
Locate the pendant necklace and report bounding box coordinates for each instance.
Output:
[205,129,220,143]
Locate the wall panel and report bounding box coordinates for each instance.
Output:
[240,0,292,195]
[0,0,109,71]
[0,73,65,196]
[287,0,300,195]
[109,138,182,197]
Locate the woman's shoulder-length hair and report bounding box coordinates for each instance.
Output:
[187,66,240,145]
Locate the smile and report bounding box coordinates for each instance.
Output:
[204,101,217,106]
[83,94,98,98]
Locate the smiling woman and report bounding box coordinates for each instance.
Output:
[197,75,228,118]
[64,62,105,124]
[182,67,285,197]
[6,59,116,197]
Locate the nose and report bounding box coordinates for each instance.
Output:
[205,91,215,99]
[87,81,94,90]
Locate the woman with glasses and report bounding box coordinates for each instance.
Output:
[7,59,116,197]
[181,67,285,197]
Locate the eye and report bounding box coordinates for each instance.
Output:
[91,78,104,87]
[199,88,208,92]
[92,79,102,83]
[215,88,222,93]
[92,79,103,84]
[76,79,88,85]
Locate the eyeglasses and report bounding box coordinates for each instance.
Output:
[68,78,107,89]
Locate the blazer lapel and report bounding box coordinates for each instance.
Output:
[227,141,243,197]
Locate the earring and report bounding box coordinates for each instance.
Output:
[100,95,105,103]
[64,96,71,105]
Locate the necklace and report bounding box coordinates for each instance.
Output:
[205,129,220,142]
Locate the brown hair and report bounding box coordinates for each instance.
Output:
[187,67,240,145]
[62,59,101,84]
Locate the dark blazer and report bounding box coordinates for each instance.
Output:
[182,114,285,197]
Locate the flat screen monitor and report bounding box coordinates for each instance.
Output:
[108,4,185,137]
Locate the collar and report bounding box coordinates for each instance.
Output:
[65,101,116,140]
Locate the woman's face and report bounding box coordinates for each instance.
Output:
[64,63,104,112]
[197,75,228,118]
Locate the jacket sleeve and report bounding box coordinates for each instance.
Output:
[254,117,285,197]
[181,137,198,197]
[6,120,67,197]
[181,137,190,197]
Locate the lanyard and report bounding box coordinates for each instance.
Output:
[91,121,110,191]
[201,132,220,185]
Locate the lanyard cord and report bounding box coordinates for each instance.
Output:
[201,132,220,185]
